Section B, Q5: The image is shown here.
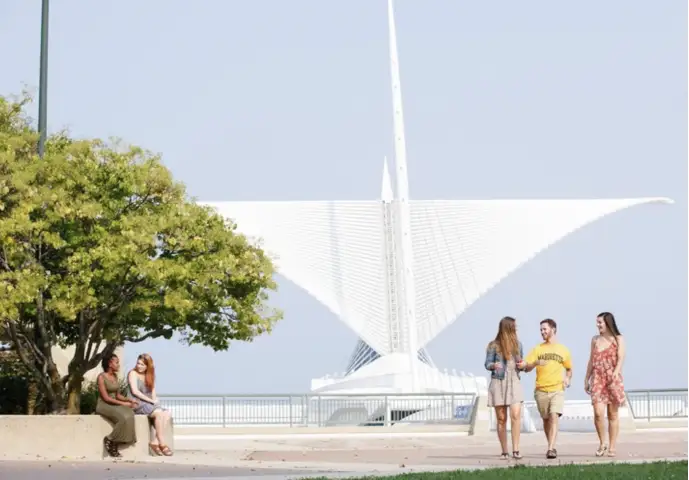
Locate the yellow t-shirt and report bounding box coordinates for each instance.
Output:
[525,342,572,393]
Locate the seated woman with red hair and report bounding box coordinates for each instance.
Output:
[127,353,174,456]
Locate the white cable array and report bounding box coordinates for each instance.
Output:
[204,196,671,358]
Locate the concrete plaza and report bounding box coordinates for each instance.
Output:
[2,428,686,480]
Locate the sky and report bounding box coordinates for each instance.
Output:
[1,0,686,400]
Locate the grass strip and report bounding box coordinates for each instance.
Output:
[307,460,688,480]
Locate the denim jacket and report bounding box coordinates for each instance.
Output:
[484,341,524,380]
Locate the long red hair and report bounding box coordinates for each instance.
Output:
[137,353,156,390]
[492,316,520,360]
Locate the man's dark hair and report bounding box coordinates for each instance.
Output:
[540,318,557,331]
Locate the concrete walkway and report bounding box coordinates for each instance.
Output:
[173,429,687,471]
[2,429,686,480]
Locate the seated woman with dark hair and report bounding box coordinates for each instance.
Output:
[127,353,173,456]
[96,353,137,458]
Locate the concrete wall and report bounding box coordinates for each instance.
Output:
[468,395,491,436]
[0,414,173,461]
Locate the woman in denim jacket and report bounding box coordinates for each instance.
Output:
[484,316,527,460]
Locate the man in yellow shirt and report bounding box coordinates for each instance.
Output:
[524,318,572,460]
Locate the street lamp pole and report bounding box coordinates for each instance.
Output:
[37,0,50,158]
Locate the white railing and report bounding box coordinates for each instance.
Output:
[158,389,687,429]
[158,393,476,427]
[625,389,688,420]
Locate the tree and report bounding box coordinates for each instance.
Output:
[0,94,282,413]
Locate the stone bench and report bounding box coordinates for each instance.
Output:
[0,414,174,461]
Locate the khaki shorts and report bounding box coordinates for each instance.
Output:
[534,390,565,418]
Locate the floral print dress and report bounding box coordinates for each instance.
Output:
[590,339,626,406]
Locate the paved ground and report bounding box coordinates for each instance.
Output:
[235,429,688,467]
[2,429,686,480]
[0,462,326,480]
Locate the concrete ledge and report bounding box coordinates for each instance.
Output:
[618,406,637,432]
[635,418,688,429]
[0,414,174,461]
[468,395,491,436]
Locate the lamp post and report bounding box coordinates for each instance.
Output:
[37,0,50,158]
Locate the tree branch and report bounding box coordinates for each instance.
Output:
[34,289,54,358]
[67,310,89,377]
[85,315,107,361]
[0,245,12,272]
[7,321,54,396]
[83,341,117,372]
[85,338,102,366]
[127,328,173,343]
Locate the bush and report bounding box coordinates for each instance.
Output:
[0,350,44,414]
[0,373,30,414]
[79,382,100,414]
[80,379,128,414]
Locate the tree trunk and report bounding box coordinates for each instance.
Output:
[66,377,83,414]
[26,380,38,415]
[47,365,67,413]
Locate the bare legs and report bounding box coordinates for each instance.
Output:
[150,410,165,445]
[495,406,508,455]
[149,409,173,456]
[542,414,559,452]
[592,403,619,456]
[593,402,607,452]
[495,404,522,457]
[607,404,619,455]
[509,403,522,454]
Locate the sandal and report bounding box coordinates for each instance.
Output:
[607,450,617,457]
[596,445,608,457]
[512,451,522,460]
[159,444,173,456]
[103,437,122,458]
[149,443,163,456]
[546,449,557,459]
[499,452,510,460]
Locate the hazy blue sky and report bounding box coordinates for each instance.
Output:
[1,1,686,399]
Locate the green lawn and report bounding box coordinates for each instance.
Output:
[308,461,687,480]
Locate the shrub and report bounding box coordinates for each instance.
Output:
[80,379,128,414]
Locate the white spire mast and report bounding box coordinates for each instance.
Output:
[381,156,394,203]
[387,0,419,392]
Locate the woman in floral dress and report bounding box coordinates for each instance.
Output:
[584,312,626,458]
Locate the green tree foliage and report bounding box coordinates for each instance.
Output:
[0,93,282,413]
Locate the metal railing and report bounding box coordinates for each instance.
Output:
[158,389,687,427]
[157,393,477,427]
[625,388,688,421]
